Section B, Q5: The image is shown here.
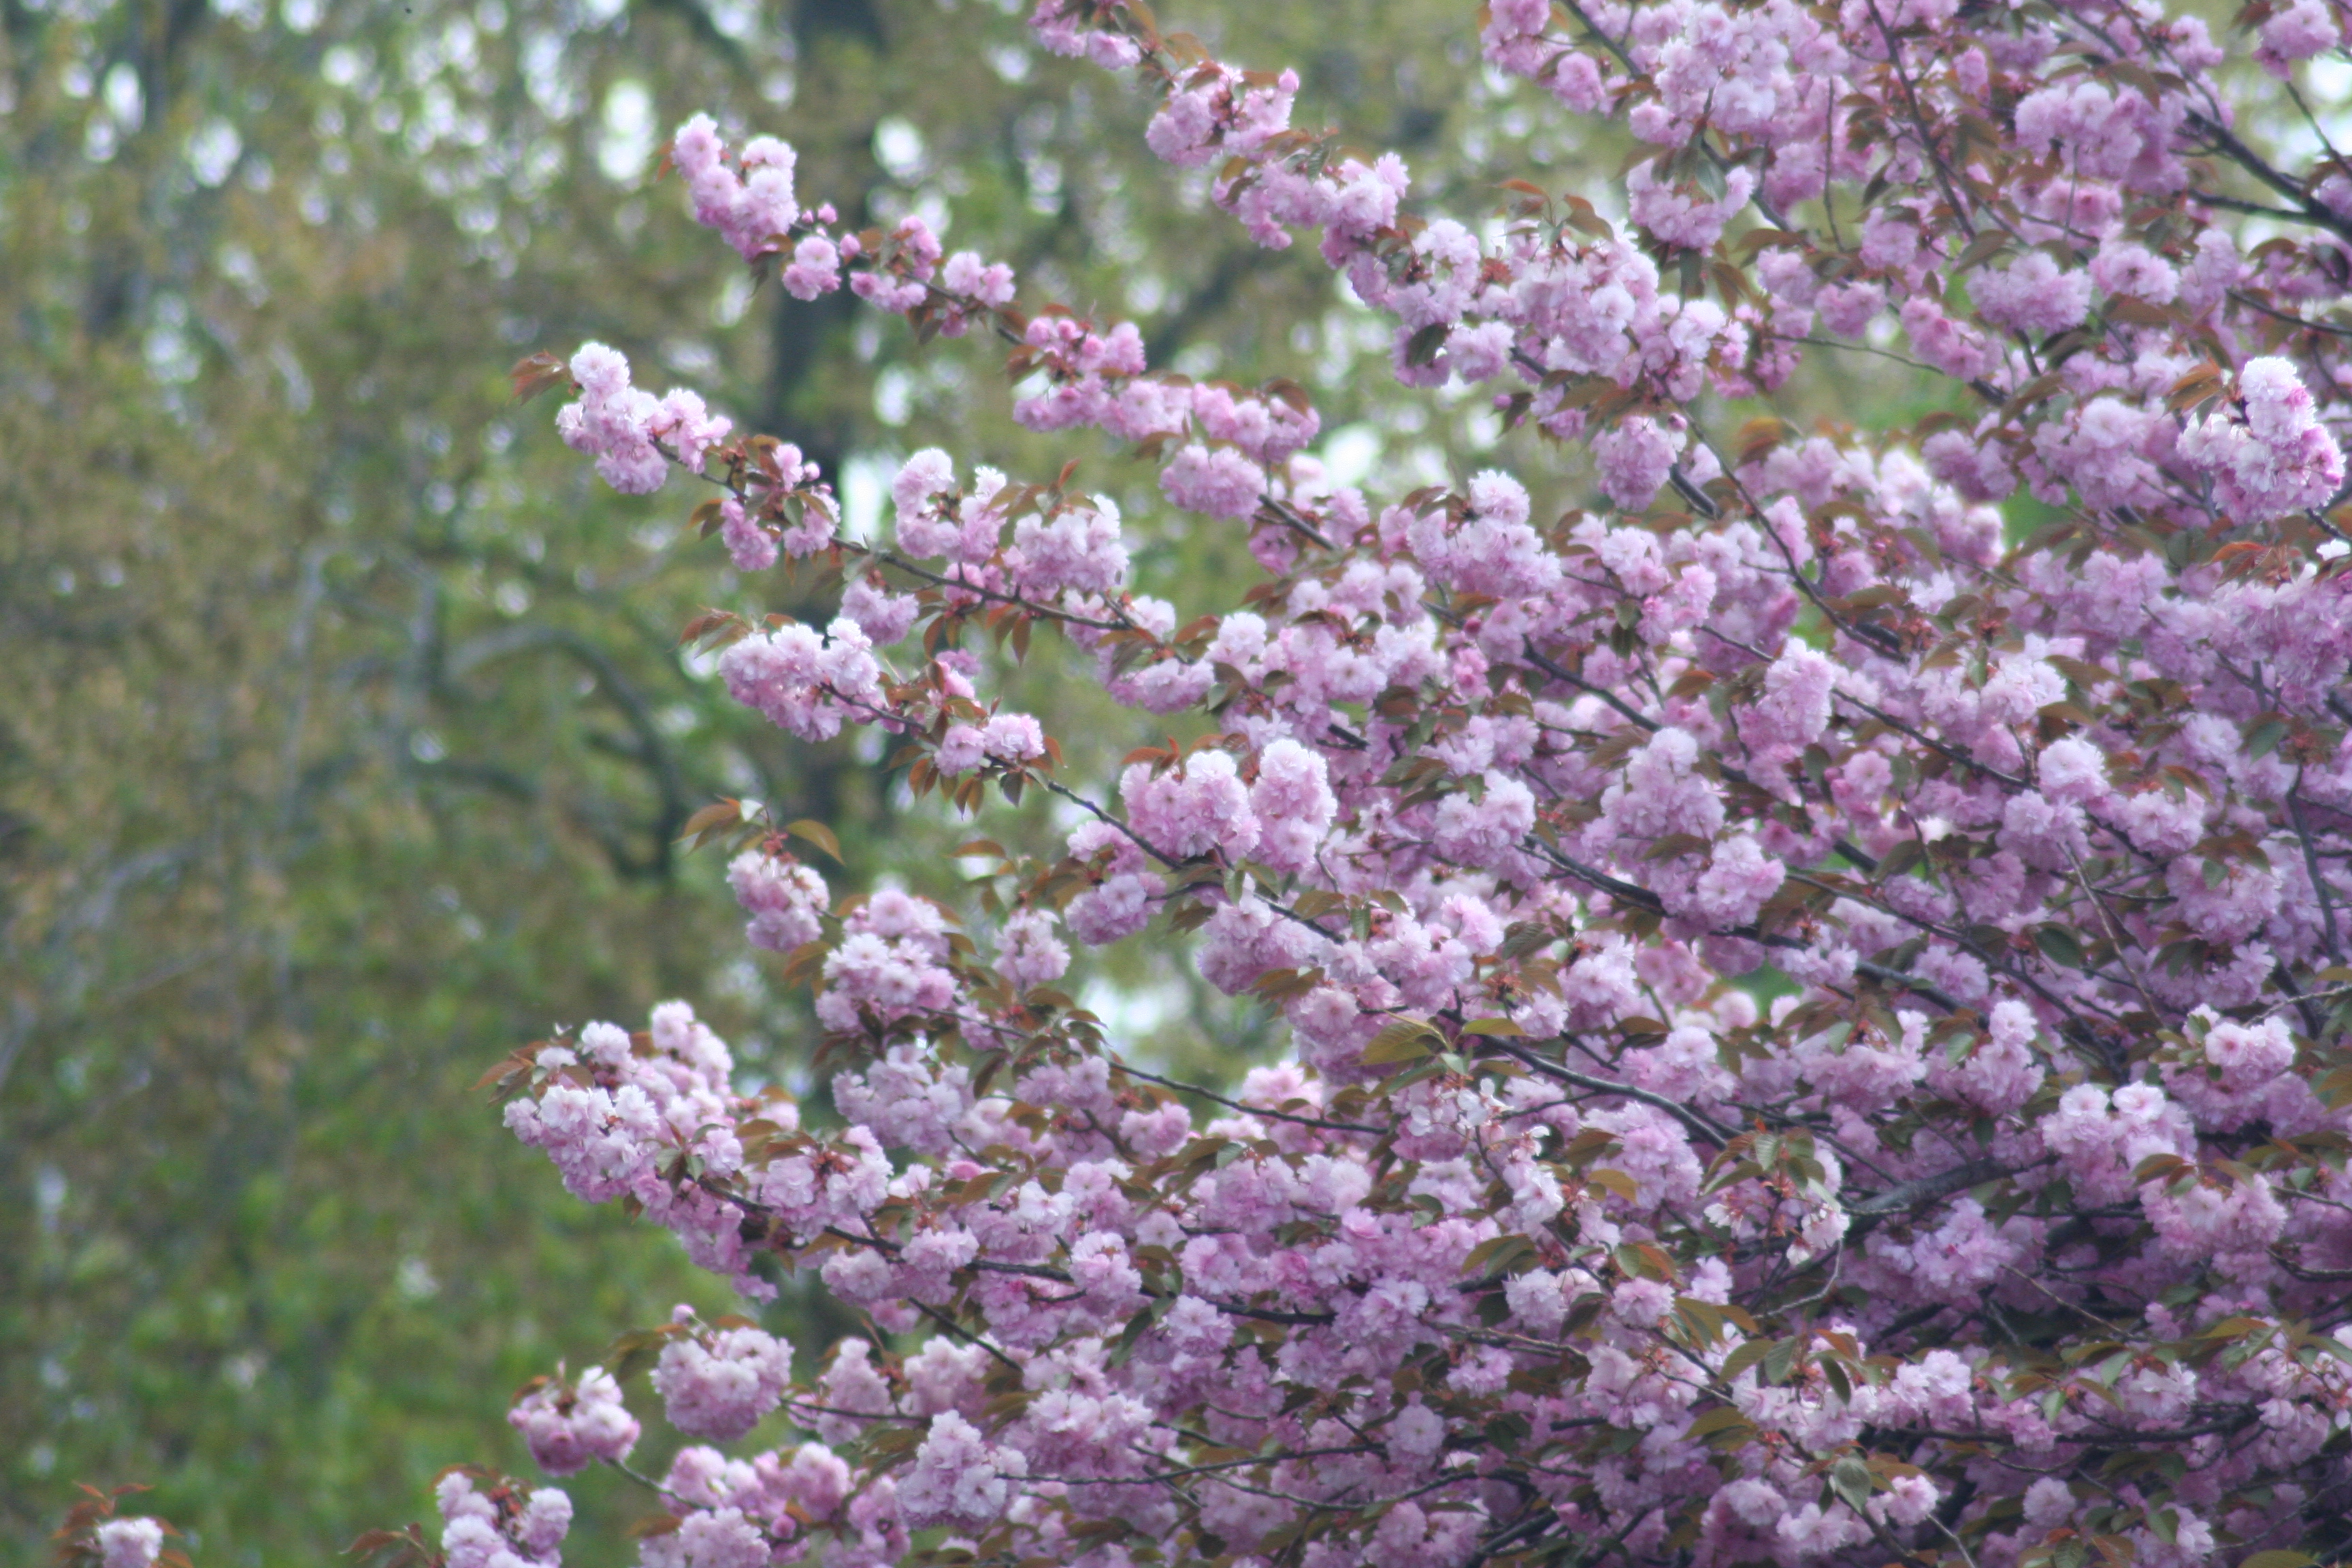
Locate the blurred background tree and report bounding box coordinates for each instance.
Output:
[0,0,1621,1561]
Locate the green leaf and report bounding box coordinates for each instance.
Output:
[1458,1017,1529,1038]
[1614,1240,1676,1281]
[1460,1233,1537,1279]
[1876,839,1925,880]
[1687,1404,1757,1450]
[1586,1168,1639,1202]
[2198,1315,2270,1341]
[1686,1405,1752,1437]
[1498,921,1554,959]
[1484,1411,1533,1450]
[1953,230,2012,273]
[2035,925,2084,969]
[1644,832,1712,861]
[1828,1454,1873,1512]
[1361,1018,1442,1064]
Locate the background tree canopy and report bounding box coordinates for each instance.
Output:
[11,0,2226,1558]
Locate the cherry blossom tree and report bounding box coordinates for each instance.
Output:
[70,0,2352,1563]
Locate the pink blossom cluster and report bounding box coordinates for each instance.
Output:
[716,619,883,745]
[436,1473,572,1568]
[651,1309,794,1443]
[506,1366,640,1476]
[646,1439,906,1568]
[725,846,829,953]
[714,443,831,570]
[1002,317,1322,527]
[817,889,961,1032]
[93,1520,163,1568]
[936,712,1046,775]
[1158,442,1264,520]
[470,0,2352,1564]
[671,114,799,263]
[889,448,1000,565]
[555,344,731,496]
[1007,497,1128,596]
[2179,355,2349,522]
[993,906,1071,987]
[501,1002,775,1293]
[551,124,1034,545]
[2259,0,2347,76]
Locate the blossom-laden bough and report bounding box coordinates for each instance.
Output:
[346,0,2352,1565]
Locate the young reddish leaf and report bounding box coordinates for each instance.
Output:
[677,799,742,841]
[785,819,843,864]
[508,351,570,402]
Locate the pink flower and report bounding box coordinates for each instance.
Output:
[728,849,828,953]
[1160,443,1267,519]
[981,713,1046,762]
[1926,998,2045,1115]
[1590,416,1678,510]
[670,116,798,261]
[897,1411,1027,1529]
[509,1366,639,1476]
[718,497,777,572]
[653,1321,793,1443]
[642,1507,769,1568]
[1124,749,1260,861]
[781,234,841,300]
[1900,297,1995,382]
[2258,0,2342,76]
[1250,738,1336,872]
[2202,1015,2296,1094]
[2179,357,2347,521]
[719,619,883,743]
[841,574,918,644]
[650,389,732,474]
[1431,772,1536,868]
[515,1490,572,1559]
[2090,238,2179,304]
[1009,500,1128,595]
[1736,647,1836,757]
[556,343,668,495]
[892,448,957,521]
[1625,157,1754,250]
[941,249,1017,307]
[937,724,985,774]
[1970,251,2092,337]
[995,908,1070,986]
[95,1521,163,1568]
